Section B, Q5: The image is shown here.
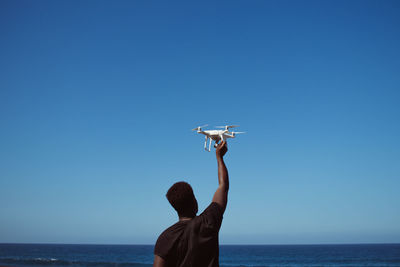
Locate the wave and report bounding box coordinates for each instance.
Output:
[0,257,152,266]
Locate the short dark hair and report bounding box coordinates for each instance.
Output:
[166,181,198,218]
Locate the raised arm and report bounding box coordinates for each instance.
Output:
[212,141,229,212]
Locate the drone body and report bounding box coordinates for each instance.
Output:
[192,125,245,152]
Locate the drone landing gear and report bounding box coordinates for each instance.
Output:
[204,136,226,152]
[204,136,212,152]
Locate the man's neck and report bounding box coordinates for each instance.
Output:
[179,216,193,221]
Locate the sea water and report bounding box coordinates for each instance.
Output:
[0,243,399,266]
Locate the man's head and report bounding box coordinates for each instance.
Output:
[166,181,198,218]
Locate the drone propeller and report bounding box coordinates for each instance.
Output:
[192,124,208,131]
[216,125,239,129]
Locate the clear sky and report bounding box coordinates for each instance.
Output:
[1,0,399,245]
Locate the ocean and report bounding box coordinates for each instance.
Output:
[0,243,399,267]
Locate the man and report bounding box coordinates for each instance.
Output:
[153,141,229,267]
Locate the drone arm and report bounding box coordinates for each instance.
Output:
[226,133,234,138]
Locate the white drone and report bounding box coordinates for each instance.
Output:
[192,125,245,152]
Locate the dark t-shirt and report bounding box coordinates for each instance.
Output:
[154,202,224,267]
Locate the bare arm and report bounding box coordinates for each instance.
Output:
[212,141,229,212]
[153,255,166,267]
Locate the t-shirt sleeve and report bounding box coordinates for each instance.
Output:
[154,231,172,260]
[199,202,224,233]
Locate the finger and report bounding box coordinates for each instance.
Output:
[217,141,224,149]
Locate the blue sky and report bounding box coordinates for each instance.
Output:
[0,0,399,244]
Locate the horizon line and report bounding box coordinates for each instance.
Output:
[1,242,399,246]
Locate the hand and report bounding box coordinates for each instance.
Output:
[216,140,228,159]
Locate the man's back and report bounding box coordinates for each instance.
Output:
[154,202,223,267]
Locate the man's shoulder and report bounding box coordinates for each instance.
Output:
[157,221,188,241]
[200,202,224,215]
[195,202,224,232]
[198,202,224,221]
